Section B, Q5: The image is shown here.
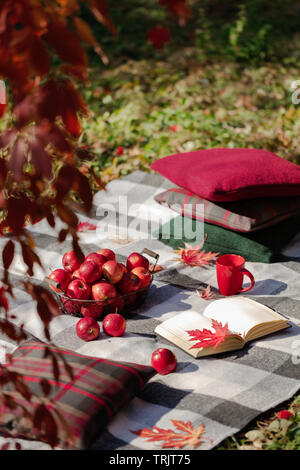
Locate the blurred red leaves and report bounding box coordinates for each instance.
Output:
[46,20,87,68]
[159,0,192,26]
[147,26,170,49]
[0,0,190,449]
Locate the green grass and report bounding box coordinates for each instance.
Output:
[81,45,300,186]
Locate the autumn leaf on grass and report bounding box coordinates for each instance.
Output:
[196,285,215,300]
[76,222,98,232]
[174,240,219,268]
[131,419,210,449]
[187,319,230,350]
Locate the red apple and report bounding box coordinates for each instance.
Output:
[79,260,102,284]
[66,279,91,301]
[103,313,126,337]
[105,296,125,314]
[119,263,128,274]
[126,252,149,272]
[81,303,103,319]
[76,317,100,341]
[62,250,81,273]
[63,298,81,315]
[117,272,141,294]
[92,281,117,304]
[49,269,71,292]
[97,248,115,261]
[131,267,151,289]
[85,252,107,267]
[71,268,83,280]
[102,260,124,284]
[151,348,177,375]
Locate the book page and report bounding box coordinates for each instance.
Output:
[155,310,213,347]
[203,297,286,338]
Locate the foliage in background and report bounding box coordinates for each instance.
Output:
[0,0,117,449]
[82,0,300,65]
[79,49,300,185]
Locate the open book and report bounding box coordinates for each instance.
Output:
[154,297,290,358]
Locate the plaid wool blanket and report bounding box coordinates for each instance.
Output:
[0,170,300,450]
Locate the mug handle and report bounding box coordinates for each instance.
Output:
[239,269,255,293]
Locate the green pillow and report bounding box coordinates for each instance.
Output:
[155,215,300,263]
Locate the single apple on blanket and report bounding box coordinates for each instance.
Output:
[81,303,103,319]
[92,281,118,304]
[79,260,102,284]
[126,252,149,272]
[49,269,71,292]
[151,348,177,375]
[76,317,100,341]
[102,260,124,284]
[62,250,81,273]
[131,267,151,289]
[103,313,126,337]
[97,248,116,261]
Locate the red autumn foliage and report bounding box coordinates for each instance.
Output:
[131,419,210,449]
[0,0,192,449]
[187,319,231,350]
[174,240,219,268]
[77,221,98,232]
[278,410,293,420]
[197,285,216,300]
[147,26,171,50]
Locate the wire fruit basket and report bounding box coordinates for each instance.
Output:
[45,248,159,318]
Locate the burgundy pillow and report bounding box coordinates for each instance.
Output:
[151,148,300,202]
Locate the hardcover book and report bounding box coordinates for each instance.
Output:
[154,297,290,358]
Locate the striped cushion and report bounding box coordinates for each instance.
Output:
[155,187,300,232]
[0,341,155,449]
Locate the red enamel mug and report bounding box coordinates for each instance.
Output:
[216,254,255,296]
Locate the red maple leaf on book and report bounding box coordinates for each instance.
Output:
[131,419,210,449]
[187,319,230,350]
[174,237,218,267]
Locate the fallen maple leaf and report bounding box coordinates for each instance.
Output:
[150,263,164,273]
[187,319,230,350]
[76,222,98,232]
[196,285,215,300]
[131,419,210,449]
[174,238,218,267]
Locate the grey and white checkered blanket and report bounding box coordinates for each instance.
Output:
[1,170,300,450]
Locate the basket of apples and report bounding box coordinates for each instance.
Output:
[45,248,159,318]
